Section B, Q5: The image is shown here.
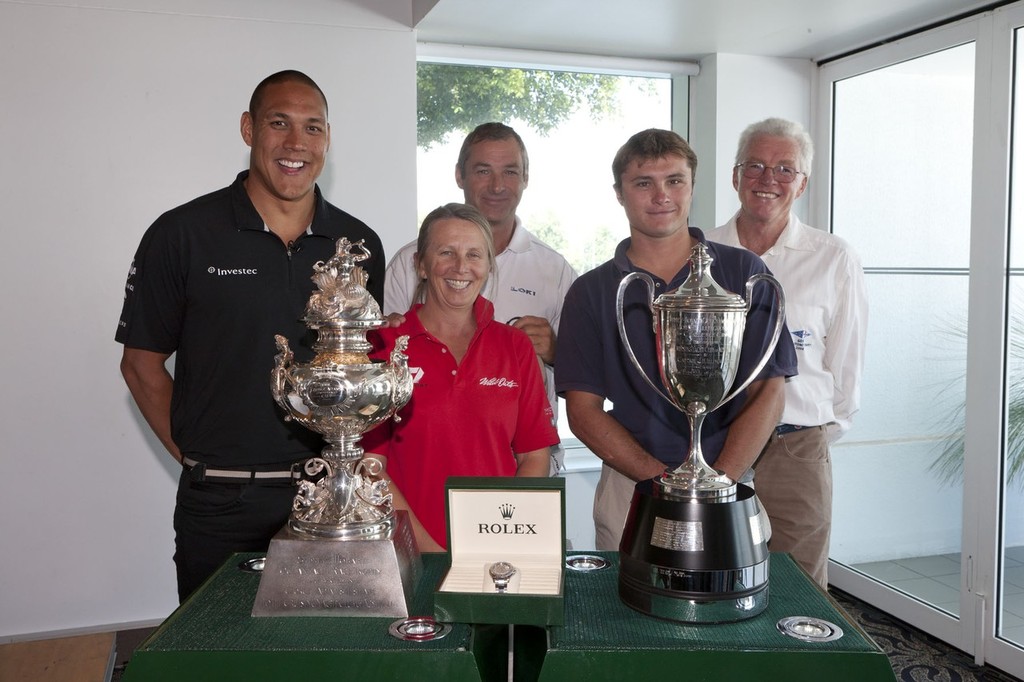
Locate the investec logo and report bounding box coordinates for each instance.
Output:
[478,503,537,536]
[208,266,259,276]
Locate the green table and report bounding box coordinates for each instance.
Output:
[124,552,894,681]
[122,553,490,682]
[537,552,895,681]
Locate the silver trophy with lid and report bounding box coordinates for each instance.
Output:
[252,237,421,617]
[614,241,785,623]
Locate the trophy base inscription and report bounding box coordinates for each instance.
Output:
[252,510,422,618]
[618,479,770,624]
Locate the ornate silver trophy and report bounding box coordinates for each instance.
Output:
[252,238,421,618]
[614,242,785,623]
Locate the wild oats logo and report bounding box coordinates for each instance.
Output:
[479,377,519,388]
[478,502,536,535]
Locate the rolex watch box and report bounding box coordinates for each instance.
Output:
[434,476,565,627]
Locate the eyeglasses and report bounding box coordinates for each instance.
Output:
[735,162,805,184]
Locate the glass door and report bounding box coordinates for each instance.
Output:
[818,6,1024,675]
[827,37,974,640]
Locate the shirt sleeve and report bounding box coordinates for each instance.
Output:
[824,248,868,433]
[511,331,560,454]
[550,259,580,335]
[384,245,418,315]
[114,215,186,353]
[554,277,607,398]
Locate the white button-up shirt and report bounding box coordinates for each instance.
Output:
[707,213,868,437]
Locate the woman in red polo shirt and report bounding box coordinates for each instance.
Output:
[364,203,558,551]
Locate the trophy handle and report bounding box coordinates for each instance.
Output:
[615,272,680,410]
[720,272,787,405]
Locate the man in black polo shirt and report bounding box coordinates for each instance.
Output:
[116,70,384,601]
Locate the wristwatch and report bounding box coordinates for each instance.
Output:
[488,561,517,593]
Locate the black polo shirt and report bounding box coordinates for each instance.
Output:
[116,171,385,467]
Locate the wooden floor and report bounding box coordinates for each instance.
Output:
[0,632,115,682]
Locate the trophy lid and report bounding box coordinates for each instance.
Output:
[303,238,383,328]
[654,242,746,312]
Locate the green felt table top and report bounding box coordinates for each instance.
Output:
[556,551,875,652]
[125,551,895,682]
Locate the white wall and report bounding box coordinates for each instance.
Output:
[0,0,417,640]
[689,53,815,230]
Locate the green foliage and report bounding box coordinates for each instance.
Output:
[527,210,569,255]
[417,63,621,149]
[527,210,619,275]
[929,310,1024,488]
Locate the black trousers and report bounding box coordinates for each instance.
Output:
[172,471,294,602]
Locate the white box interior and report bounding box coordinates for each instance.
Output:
[439,488,564,595]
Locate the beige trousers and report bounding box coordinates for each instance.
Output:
[754,425,833,588]
[592,465,639,551]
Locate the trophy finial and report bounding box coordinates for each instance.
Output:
[304,238,382,326]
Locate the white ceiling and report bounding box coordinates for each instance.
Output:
[415,0,1000,63]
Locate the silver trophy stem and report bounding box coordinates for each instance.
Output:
[288,435,396,539]
[659,404,735,499]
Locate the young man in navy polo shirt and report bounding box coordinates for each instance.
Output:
[555,129,797,551]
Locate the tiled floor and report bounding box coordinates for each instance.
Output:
[851,545,1024,643]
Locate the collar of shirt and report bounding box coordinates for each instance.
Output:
[502,216,532,255]
[229,170,330,237]
[611,226,710,287]
[400,296,497,343]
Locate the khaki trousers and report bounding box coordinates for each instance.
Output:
[754,425,833,588]
[593,465,638,551]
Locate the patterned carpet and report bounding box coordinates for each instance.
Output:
[830,588,1021,681]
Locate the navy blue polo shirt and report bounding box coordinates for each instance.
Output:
[554,229,798,469]
[116,171,385,467]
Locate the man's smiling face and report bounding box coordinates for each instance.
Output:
[734,134,807,228]
[241,80,330,206]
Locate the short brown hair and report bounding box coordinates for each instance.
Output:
[612,129,698,190]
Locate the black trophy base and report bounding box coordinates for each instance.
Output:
[252,510,422,618]
[618,478,770,624]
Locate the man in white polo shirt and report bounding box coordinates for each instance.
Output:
[384,122,577,474]
[707,117,868,587]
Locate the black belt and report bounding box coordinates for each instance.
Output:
[775,424,808,436]
[182,456,300,483]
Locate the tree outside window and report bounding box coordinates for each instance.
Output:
[416,63,673,275]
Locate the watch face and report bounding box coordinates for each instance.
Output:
[489,561,516,581]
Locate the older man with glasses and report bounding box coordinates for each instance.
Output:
[706,118,869,588]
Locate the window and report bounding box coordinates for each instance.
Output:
[415,62,674,275]
[414,57,677,459]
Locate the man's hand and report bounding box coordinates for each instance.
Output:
[510,315,556,364]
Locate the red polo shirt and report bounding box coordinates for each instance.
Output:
[364,297,558,547]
